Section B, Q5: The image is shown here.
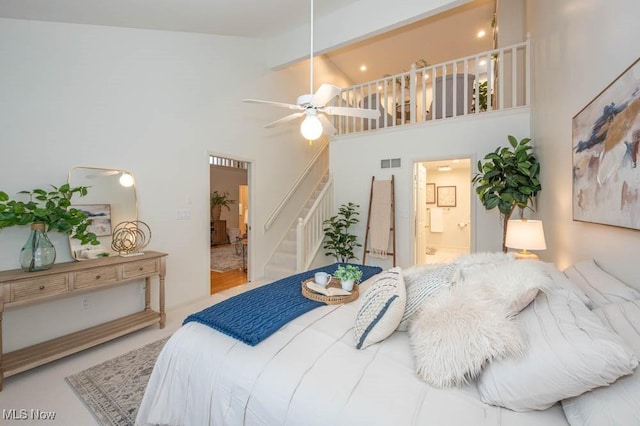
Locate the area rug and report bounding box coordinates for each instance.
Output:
[66,337,169,426]
[211,243,243,272]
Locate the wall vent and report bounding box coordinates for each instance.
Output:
[381,158,401,168]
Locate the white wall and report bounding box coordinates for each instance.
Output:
[0,18,332,351]
[527,0,640,287]
[329,109,530,270]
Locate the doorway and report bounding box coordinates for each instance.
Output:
[209,155,251,294]
[413,158,471,265]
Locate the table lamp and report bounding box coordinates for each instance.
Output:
[505,219,546,259]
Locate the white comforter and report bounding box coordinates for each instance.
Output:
[136,287,568,426]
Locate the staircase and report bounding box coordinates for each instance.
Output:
[264,173,331,280]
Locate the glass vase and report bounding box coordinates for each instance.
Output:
[20,223,56,272]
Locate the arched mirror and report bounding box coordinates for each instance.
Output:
[68,166,138,260]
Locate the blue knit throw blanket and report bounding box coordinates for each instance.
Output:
[183,263,382,346]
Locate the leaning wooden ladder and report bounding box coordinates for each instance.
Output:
[362,175,396,266]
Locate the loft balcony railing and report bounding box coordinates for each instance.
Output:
[331,41,530,135]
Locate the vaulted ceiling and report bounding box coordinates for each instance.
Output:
[0,0,495,85]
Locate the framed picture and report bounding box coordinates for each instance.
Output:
[426,183,436,204]
[572,57,640,230]
[74,204,112,236]
[437,186,456,207]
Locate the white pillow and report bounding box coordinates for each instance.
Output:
[409,282,526,388]
[538,261,593,308]
[477,289,638,411]
[562,300,640,425]
[397,263,455,331]
[563,259,640,308]
[451,251,515,282]
[460,259,552,314]
[353,267,405,350]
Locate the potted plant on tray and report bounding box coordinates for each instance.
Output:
[210,190,236,221]
[333,264,363,292]
[0,184,100,272]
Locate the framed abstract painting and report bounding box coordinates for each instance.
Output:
[572,57,640,230]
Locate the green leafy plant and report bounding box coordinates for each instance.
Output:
[471,135,541,251]
[333,264,363,283]
[210,190,236,209]
[322,202,361,263]
[0,184,100,245]
[210,190,236,221]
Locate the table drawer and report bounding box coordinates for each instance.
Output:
[10,275,69,303]
[74,266,119,290]
[123,259,159,279]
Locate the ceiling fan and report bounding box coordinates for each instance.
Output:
[243,0,380,141]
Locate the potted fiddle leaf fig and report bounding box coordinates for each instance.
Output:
[323,202,361,263]
[472,135,541,252]
[210,190,236,221]
[0,184,100,271]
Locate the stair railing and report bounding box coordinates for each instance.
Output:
[263,139,329,231]
[296,175,333,272]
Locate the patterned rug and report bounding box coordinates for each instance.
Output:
[211,243,243,272]
[66,337,169,426]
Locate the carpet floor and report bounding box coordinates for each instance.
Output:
[211,243,244,272]
[65,337,169,426]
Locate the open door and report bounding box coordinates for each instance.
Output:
[413,158,471,264]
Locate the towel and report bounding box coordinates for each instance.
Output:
[369,180,392,258]
[430,208,444,232]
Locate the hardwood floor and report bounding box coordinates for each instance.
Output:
[210,268,248,294]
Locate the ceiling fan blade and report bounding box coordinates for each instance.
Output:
[243,99,303,111]
[310,84,342,106]
[264,112,305,128]
[323,106,381,119]
[318,114,337,136]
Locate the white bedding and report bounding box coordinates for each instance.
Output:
[136,280,568,426]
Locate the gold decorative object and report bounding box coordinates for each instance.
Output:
[111,221,151,256]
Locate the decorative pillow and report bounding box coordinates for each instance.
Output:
[562,300,640,425]
[477,289,638,412]
[451,251,515,282]
[460,259,552,314]
[538,261,593,308]
[409,282,526,388]
[353,267,405,350]
[563,259,640,308]
[397,263,455,331]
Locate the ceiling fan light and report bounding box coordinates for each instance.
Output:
[300,114,323,141]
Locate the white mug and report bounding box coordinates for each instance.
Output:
[314,272,331,287]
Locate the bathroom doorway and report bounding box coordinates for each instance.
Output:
[413,158,472,265]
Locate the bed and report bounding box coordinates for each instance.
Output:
[136,256,640,426]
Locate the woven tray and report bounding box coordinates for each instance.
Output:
[301,277,359,305]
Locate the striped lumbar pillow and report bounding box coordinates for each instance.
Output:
[354,267,406,349]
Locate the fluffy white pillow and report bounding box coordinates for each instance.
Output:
[562,300,640,425]
[451,251,515,282]
[460,259,552,313]
[397,263,455,331]
[409,283,526,388]
[477,289,638,411]
[563,259,640,308]
[353,267,405,350]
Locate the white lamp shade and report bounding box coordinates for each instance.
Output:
[300,114,323,141]
[505,219,547,251]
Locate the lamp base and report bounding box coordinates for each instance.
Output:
[514,250,539,260]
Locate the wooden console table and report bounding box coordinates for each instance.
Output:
[0,250,167,390]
